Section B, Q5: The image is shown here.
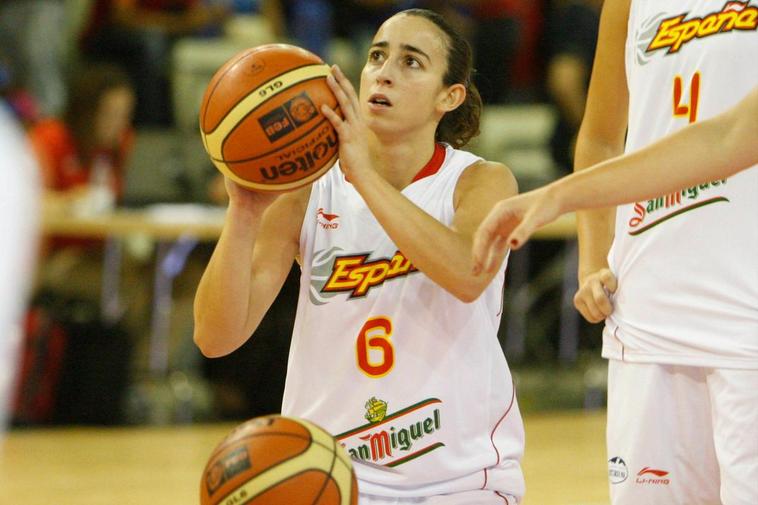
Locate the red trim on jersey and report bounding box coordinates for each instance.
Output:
[411,143,446,183]
[482,380,517,489]
[494,491,512,504]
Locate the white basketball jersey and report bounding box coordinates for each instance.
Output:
[0,106,40,432]
[603,0,758,368]
[282,144,525,499]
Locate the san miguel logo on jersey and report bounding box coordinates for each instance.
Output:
[337,398,444,467]
[635,1,757,63]
[626,179,729,236]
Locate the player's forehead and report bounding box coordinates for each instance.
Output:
[372,14,449,65]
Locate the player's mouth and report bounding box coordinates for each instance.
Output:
[368,93,393,110]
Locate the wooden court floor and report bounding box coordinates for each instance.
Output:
[0,410,608,505]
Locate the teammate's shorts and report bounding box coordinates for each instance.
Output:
[606,359,758,505]
[360,490,517,505]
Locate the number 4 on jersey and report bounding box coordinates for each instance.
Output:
[673,72,700,124]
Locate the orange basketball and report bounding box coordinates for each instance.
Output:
[199,44,340,192]
[200,415,359,505]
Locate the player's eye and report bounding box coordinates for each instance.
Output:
[404,55,421,68]
[368,50,384,63]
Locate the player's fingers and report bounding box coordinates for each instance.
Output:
[483,234,508,274]
[573,289,604,323]
[332,65,360,113]
[507,212,538,250]
[590,280,614,318]
[326,72,357,123]
[600,270,618,294]
[506,223,527,250]
[472,214,501,274]
[320,104,345,134]
[572,295,595,323]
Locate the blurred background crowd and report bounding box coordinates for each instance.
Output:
[1,0,606,427]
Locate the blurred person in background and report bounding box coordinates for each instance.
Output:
[0,96,41,436]
[11,63,140,426]
[27,63,137,318]
[0,0,67,118]
[29,63,136,223]
[544,0,601,175]
[80,0,231,126]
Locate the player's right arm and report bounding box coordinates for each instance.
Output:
[193,181,308,358]
[572,0,630,323]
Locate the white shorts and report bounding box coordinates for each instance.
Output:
[359,490,516,505]
[606,360,758,505]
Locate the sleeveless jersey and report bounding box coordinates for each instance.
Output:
[282,144,525,498]
[603,0,758,368]
[0,106,40,431]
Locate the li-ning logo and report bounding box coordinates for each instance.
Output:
[258,91,318,142]
[608,456,629,484]
[636,467,671,485]
[317,208,340,229]
[322,251,417,298]
[647,1,757,55]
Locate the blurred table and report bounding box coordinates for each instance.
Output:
[42,204,225,241]
[41,204,226,376]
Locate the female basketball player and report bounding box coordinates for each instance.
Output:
[554,1,757,503]
[472,85,758,265]
[194,9,524,505]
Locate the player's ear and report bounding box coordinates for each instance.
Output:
[437,83,466,113]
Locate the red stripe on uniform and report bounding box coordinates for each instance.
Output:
[411,143,446,183]
[482,380,517,489]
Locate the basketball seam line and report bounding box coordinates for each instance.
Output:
[201,49,256,131]
[310,435,339,505]
[204,62,327,136]
[217,81,339,163]
[214,107,340,164]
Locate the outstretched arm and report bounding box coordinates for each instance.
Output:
[473,85,758,272]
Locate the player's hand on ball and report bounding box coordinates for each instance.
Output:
[224,176,278,213]
[573,268,617,323]
[321,65,376,180]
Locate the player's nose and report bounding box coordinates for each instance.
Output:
[375,61,395,86]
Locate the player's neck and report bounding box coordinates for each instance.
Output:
[373,133,438,190]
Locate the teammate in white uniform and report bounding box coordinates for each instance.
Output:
[194,9,524,504]
[0,103,40,437]
[571,1,758,504]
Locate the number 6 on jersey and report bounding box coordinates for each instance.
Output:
[356,317,394,378]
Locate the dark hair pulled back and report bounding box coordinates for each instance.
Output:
[400,8,482,148]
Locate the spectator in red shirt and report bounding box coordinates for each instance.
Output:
[28,63,137,308]
[29,63,135,212]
